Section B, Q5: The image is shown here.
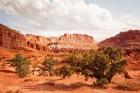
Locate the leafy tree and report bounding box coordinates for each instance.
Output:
[41,57,55,76]
[31,55,40,76]
[59,66,74,79]
[9,54,30,77]
[64,47,127,85]
[67,53,83,67]
[90,47,127,85]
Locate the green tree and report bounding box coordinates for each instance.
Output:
[41,57,55,76]
[65,47,127,85]
[59,66,74,79]
[9,54,30,77]
[91,47,127,85]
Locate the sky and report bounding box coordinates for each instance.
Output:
[0,0,140,41]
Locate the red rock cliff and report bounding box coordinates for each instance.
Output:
[0,24,27,49]
[48,34,97,49]
[98,30,140,49]
[0,24,97,51]
[27,33,97,49]
[59,34,95,44]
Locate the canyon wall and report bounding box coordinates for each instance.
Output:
[98,30,140,49]
[0,24,97,51]
[0,24,27,49]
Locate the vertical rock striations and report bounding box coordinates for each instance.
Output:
[0,24,27,49]
[0,24,97,51]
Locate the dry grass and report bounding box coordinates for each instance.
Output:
[23,76,39,82]
[115,80,140,91]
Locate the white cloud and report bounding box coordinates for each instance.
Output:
[118,15,140,30]
[0,0,114,30]
[0,0,139,41]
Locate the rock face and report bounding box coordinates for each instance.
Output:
[26,34,97,50]
[98,30,140,49]
[0,24,27,49]
[59,34,95,44]
[48,34,96,49]
[26,34,58,46]
[0,24,97,51]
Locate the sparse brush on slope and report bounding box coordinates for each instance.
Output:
[7,47,127,87]
[8,54,30,78]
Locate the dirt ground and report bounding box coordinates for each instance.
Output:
[0,69,139,93]
[0,47,140,93]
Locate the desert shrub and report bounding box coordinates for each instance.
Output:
[8,54,30,77]
[91,47,127,85]
[41,57,55,76]
[96,78,109,86]
[66,52,94,76]
[64,47,127,86]
[67,53,83,67]
[59,66,74,78]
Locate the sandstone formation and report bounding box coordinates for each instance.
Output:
[0,24,97,51]
[0,24,27,49]
[48,34,96,49]
[26,33,97,50]
[98,30,140,49]
[59,34,95,44]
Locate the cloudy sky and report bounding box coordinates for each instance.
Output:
[0,0,140,41]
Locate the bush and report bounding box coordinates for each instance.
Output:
[9,54,30,78]
[41,57,55,76]
[64,47,127,85]
[91,47,127,84]
[66,52,94,76]
[96,78,109,86]
[59,66,74,79]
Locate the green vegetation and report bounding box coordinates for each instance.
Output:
[8,47,127,86]
[40,57,55,76]
[8,54,30,77]
[63,47,127,86]
[59,66,74,78]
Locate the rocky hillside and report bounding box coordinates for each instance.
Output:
[98,30,140,49]
[0,24,97,51]
[0,24,27,49]
[26,33,96,50]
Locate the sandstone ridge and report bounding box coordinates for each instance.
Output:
[98,30,140,49]
[0,24,97,51]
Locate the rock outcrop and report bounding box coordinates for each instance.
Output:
[98,30,140,49]
[26,33,97,50]
[26,34,58,46]
[59,34,95,44]
[0,24,97,51]
[0,24,27,49]
[48,34,97,49]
